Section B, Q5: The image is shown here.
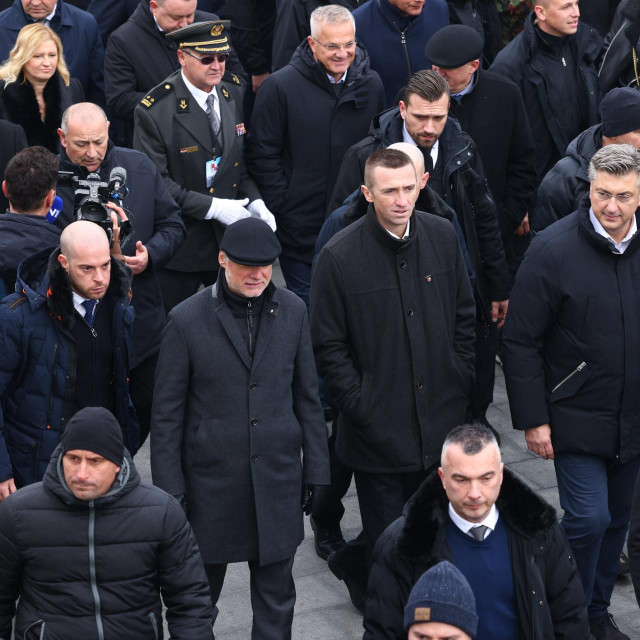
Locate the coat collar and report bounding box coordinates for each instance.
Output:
[210,278,280,371]
[396,467,557,562]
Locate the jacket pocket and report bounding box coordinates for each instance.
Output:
[550,361,588,402]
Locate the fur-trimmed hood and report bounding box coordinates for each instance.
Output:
[15,245,132,330]
[0,71,72,153]
[396,467,557,562]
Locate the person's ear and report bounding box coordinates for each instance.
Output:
[361,183,374,203]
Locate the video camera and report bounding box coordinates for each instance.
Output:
[57,167,133,249]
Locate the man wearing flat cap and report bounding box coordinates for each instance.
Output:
[134,20,275,313]
[0,406,213,640]
[151,217,330,638]
[427,24,536,279]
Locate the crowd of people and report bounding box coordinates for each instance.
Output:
[0,0,639,639]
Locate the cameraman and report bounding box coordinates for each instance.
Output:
[57,103,186,446]
[0,147,61,298]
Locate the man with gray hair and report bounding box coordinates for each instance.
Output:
[503,144,640,639]
[364,422,589,639]
[248,4,384,305]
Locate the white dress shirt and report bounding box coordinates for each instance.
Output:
[449,503,499,540]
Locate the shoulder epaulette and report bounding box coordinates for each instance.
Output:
[140,82,173,108]
[222,70,241,86]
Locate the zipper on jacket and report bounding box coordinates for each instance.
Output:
[46,343,58,429]
[551,362,586,393]
[88,501,105,640]
[148,612,159,640]
[247,300,253,356]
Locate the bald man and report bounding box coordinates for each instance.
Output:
[0,220,138,500]
[57,102,185,446]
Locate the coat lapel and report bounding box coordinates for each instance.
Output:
[211,283,252,370]
[173,74,216,155]
[218,84,234,153]
[251,296,279,371]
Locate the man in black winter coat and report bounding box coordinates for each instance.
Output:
[311,148,475,588]
[490,0,602,187]
[363,423,589,640]
[248,4,384,305]
[426,24,536,276]
[532,87,640,231]
[330,70,511,427]
[0,406,213,640]
[56,103,186,446]
[0,146,60,298]
[104,0,246,147]
[502,144,640,640]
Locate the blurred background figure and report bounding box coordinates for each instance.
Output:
[0,23,82,151]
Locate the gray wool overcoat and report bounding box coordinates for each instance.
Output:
[151,281,329,565]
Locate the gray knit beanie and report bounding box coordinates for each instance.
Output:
[403,561,478,637]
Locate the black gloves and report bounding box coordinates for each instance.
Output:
[302,485,328,515]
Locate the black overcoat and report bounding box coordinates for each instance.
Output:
[151,281,330,565]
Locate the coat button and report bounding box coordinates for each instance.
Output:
[417,382,423,390]
[400,260,407,268]
[250,382,256,390]
[250,418,258,426]
[209,187,215,193]
[251,455,258,462]
[232,183,237,188]
[234,162,239,167]
[407,308,414,316]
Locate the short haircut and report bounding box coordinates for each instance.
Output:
[61,102,109,135]
[588,143,640,188]
[4,146,58,212]
[310,4,355,39]
[363,148,416,189]
[402,69,450,105]
[441,422,500,467]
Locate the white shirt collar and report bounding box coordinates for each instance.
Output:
[45,3,57,22]
[401,123,439,168]
[72,291,99,318]
[181,70,219,113]
[327,70,348,84]
[448,503,499,539]
[152,12,163,32]
[452,72,476,101]
[384,218,411,240]
[589,207,637,254]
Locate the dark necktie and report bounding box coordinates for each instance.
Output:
[423,149,434,174]
[82,300,97,327]
[470,525,489,541]
[206,94,222,148]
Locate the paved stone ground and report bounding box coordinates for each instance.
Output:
[136,362,640,639]
[136,263,639,638]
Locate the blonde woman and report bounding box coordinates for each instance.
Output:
[0,23,82,152]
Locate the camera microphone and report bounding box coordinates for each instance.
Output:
[108,166,127,198]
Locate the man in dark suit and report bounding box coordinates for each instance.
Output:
[151,217,329,638]
[105,0,245,147]
[134,21,273,311]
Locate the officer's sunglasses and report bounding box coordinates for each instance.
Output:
[183,50,228,65]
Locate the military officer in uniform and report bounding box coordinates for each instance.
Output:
[134,21,275,311]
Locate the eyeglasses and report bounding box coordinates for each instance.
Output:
[183,49,228,65]
[593,189,637,204]
[312,38,356,52]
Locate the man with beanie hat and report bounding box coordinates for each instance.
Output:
[503,144,640,639]
[427,24,536,279]
[533,86,640,231]
[0,406,214,640]
[151,217,330,638]
[404,561,478,639]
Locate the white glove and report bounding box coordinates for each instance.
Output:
[205,197,251,225]
[247,198,277,231]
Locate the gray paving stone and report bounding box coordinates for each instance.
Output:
[135,363,640,639]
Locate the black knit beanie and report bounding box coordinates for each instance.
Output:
[61,407,124,466]
[601,87,640,138]
[403,561,478,637]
